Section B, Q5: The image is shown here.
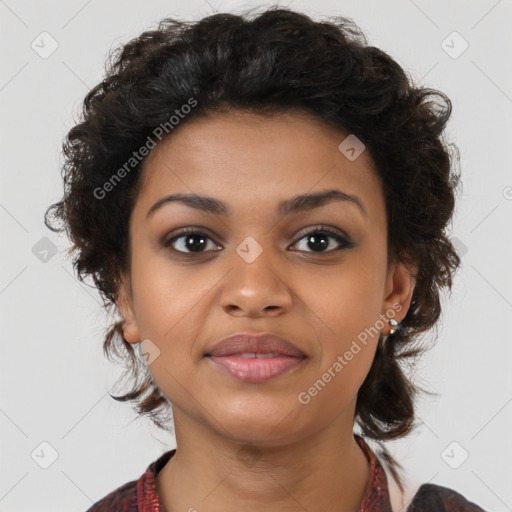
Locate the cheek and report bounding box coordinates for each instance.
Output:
[130,245,210,338]
[295,308,378,431]
[306,250,385,387]
[299,301,380,420]
[311,254,386,338]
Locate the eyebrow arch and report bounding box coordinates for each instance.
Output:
[146,188,367,219]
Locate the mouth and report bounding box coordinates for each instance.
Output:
[204,332,306,358]
[205,353,307,383]
[203,332,307,383]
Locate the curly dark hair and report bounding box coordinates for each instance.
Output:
[44,5,461,486]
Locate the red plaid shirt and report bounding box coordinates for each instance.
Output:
[85,435,486,511]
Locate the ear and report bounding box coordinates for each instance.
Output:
[116,272,140,344]
[381,258,417,335]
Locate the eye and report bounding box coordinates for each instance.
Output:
[162,225,354,256]
[290,226,354,254]
[163,228,221,255]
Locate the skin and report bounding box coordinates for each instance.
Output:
[117,110,416,512]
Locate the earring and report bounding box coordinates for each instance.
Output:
[389,318,399,334]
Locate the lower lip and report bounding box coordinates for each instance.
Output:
[206,355,306,383]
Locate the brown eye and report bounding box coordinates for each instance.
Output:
[291,226,354,253]
[163,228,221,254]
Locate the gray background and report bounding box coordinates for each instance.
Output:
[1,0,511,510]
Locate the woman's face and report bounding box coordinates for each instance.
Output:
[118,110,415,445]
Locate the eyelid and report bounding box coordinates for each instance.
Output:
[291,224,351,244]
[289,225,354,252]
[163,224,354,254]
[162,226,221,247]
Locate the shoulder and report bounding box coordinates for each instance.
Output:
[408,483,488,512]
[84,478,138,512]
[83,448,176,512]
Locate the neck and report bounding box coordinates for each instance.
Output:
[156,409,371,512]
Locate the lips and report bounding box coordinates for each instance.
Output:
[204,332,307,383]
[204,332,306,358]
[207,355,305,383]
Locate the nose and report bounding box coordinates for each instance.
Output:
[219,244,293,317]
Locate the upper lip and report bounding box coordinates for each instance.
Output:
[205,332,306,358]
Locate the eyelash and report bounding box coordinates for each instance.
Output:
[162,225,355,256]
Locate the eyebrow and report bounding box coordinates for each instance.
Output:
[146,188,367,219]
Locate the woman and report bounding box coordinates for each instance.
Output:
[45,6,486,511]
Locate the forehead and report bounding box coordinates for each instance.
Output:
[133,110,384,221]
